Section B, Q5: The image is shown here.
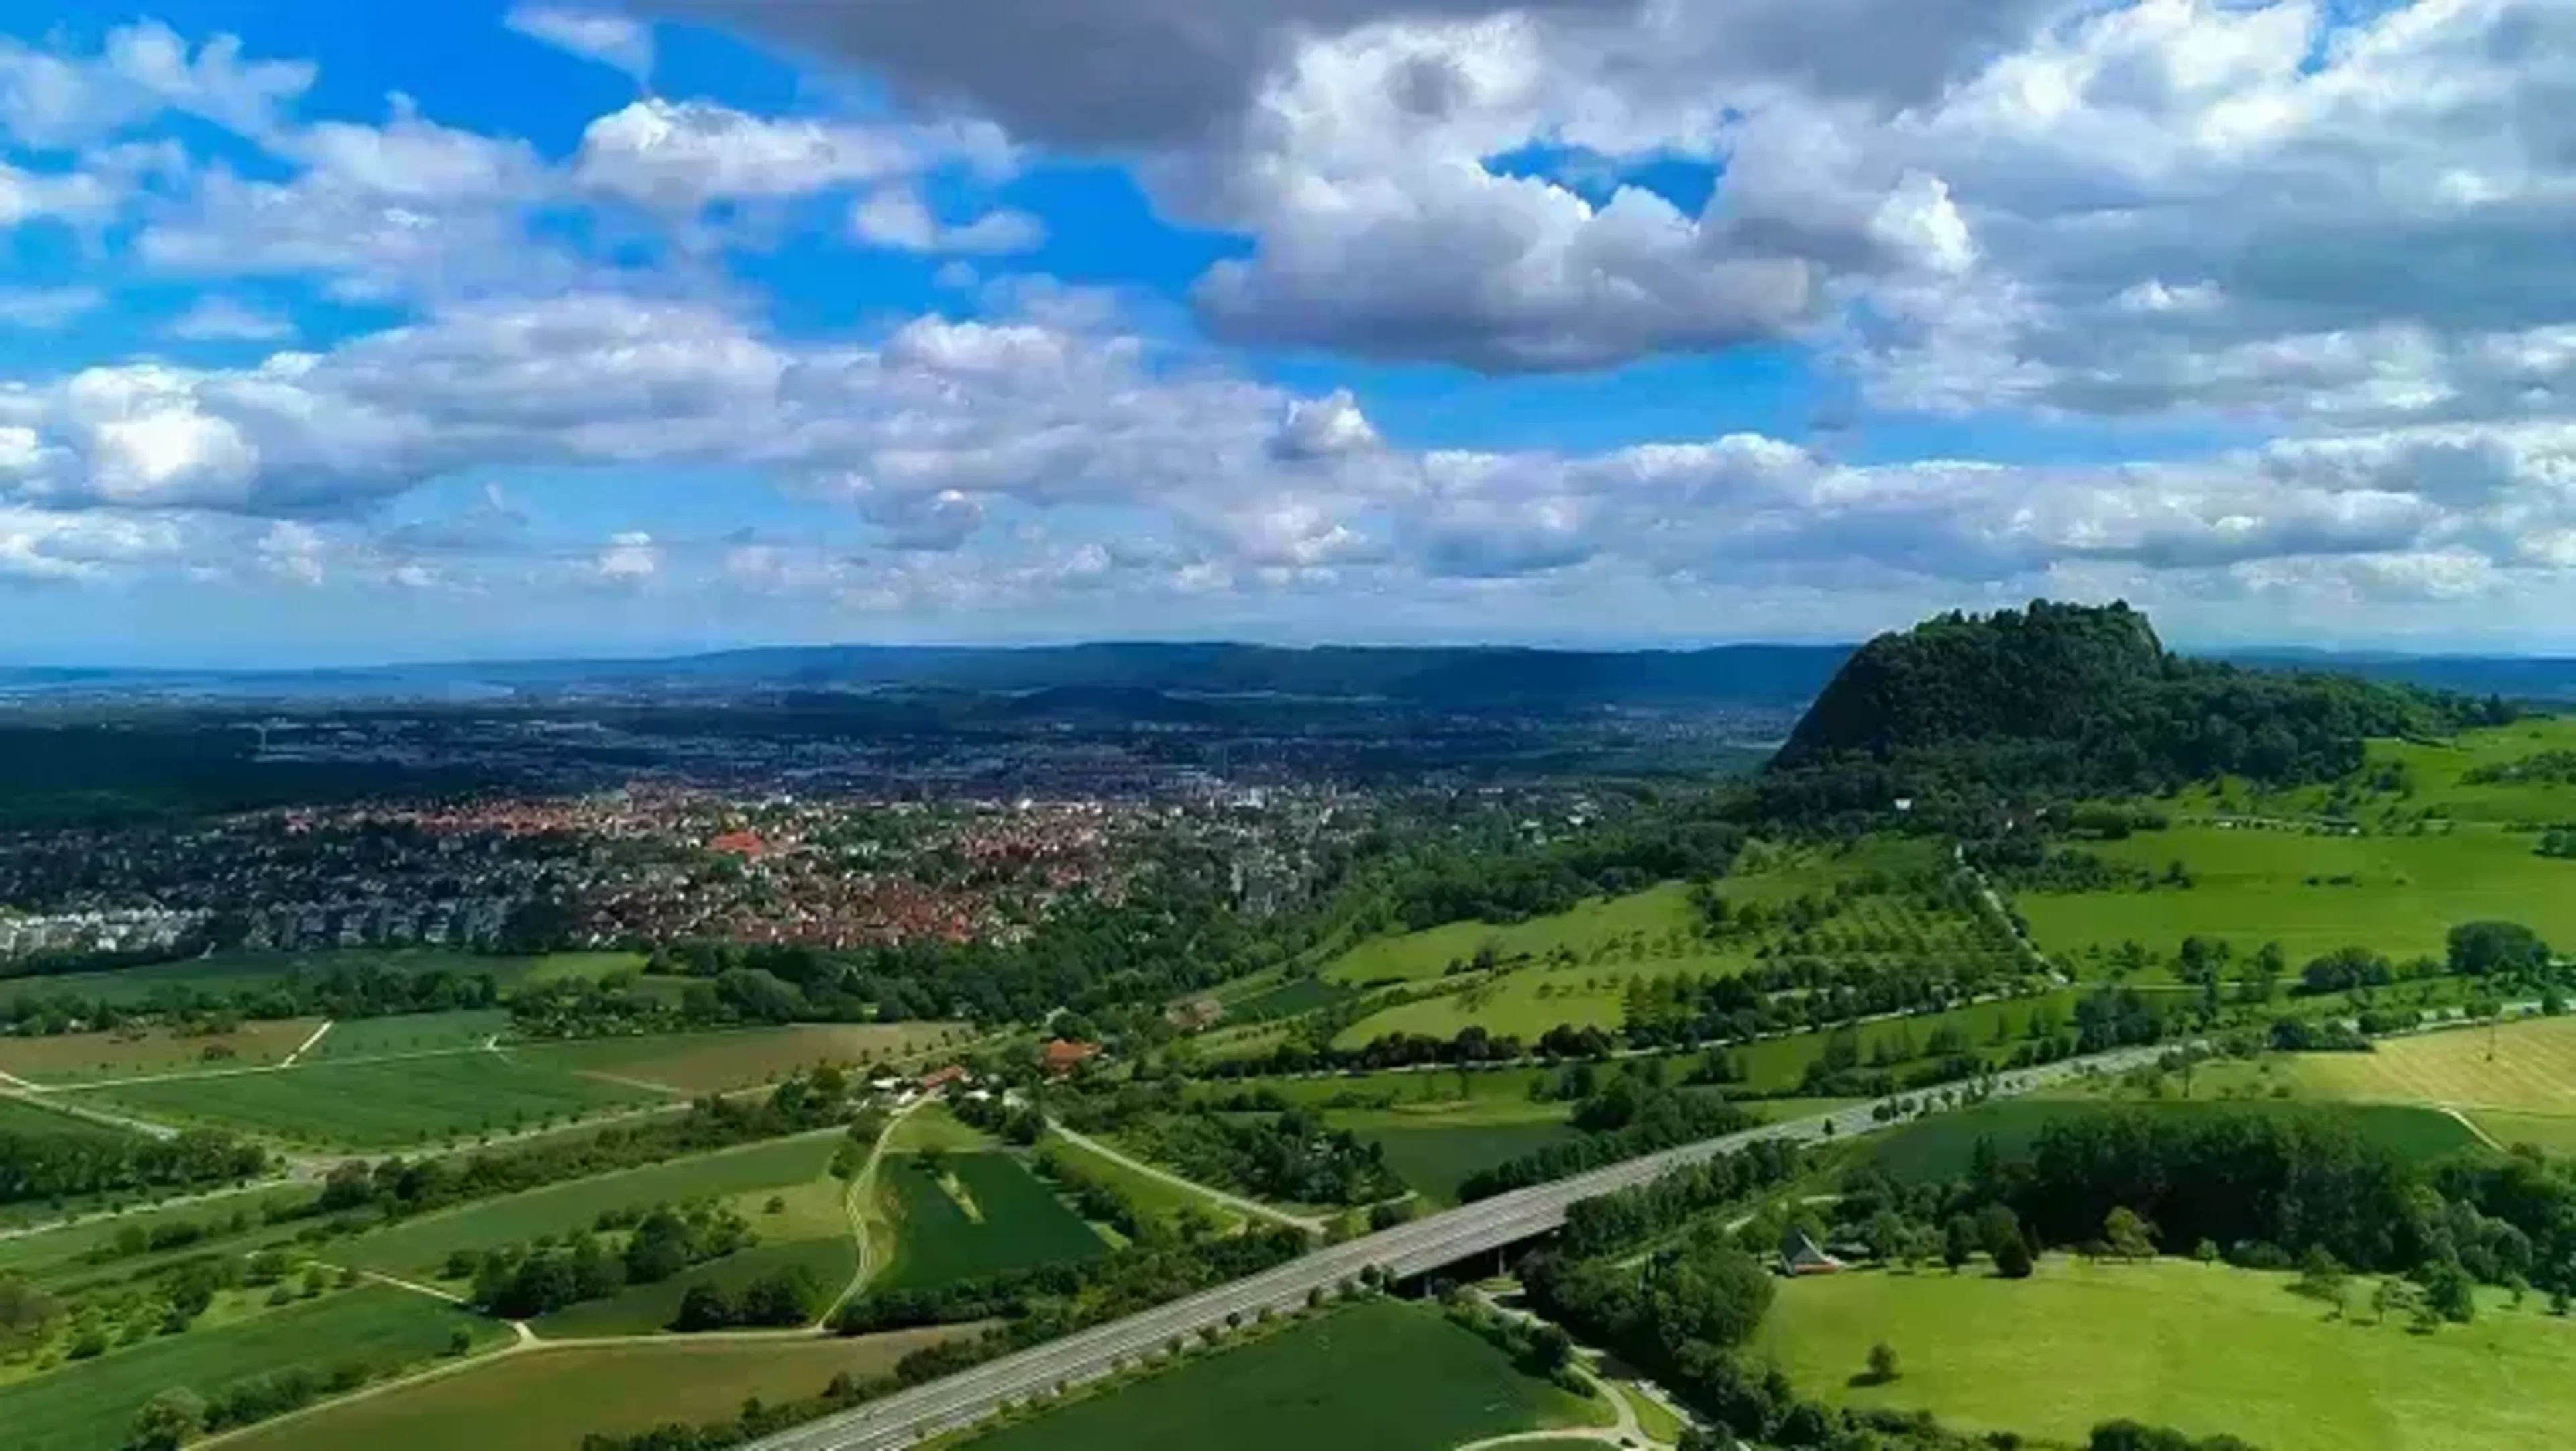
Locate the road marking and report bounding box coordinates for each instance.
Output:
[281,1020,335,1067]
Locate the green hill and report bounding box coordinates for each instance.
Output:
[1761,601,2505,822]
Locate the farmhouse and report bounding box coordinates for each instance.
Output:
[1042,1039,1102,1076]
[1780,1226,1849,1277]
[918,1064,971,1095]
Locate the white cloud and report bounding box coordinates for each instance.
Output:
[851,186,1046,254]
[507,5,657,82]
[167,297,295,343]
[592,529,663,583]
[0,20,314,150]
[574,98,918,209]
[0,288,105,330]
[0,159,117,230]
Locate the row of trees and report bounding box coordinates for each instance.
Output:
[464,1203,756,1319]
[0,1126,267,1210]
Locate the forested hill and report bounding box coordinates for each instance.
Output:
[1758,601,2512,824]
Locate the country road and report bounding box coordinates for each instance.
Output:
[745,1042,2171,1451]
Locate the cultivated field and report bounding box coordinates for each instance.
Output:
[2015,822,2576,964]
[223,1326,977,1451]
[0,1018,323,1084]
[340,1132,843,1276]
[0,1285,500,1451]
[2287,1015,2576,1116]
[517,1022,969,1094]
[73,1049,664,1148]
[874,1152,1106,1290]
[1755,1258,2576,1451]
[305,1010,513,1060]
[0,1183,318,1283]
[961,1299,1605,1451]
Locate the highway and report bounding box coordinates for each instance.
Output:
[748,1042,2172,1451]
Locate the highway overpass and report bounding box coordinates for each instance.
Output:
[751,1043,2171,1451]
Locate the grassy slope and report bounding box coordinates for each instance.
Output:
[223,1326,977,1451]
[74,1051,663,1149]
[874,1153,1106,1291]
[962,1299,1602,1451]
[1755,1258,2576,1451]
[1322,883,1703,987]
[2015,822,2576,964]
[339,1132,843,1276]
[0,1286,500,1451]
[0,1185,319,1285]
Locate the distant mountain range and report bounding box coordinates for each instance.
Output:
[5,639,2576,709]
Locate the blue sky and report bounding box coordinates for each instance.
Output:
[2,0,2573,665]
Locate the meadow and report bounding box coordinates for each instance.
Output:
[74,1049,664,1149]
[1863,1098,2484,1186]
[2287,1014,2576,1116]
[304,1010,513,1060]
[1321,883,1703,986]
[2247,717,2576,826]
[2014,822,2576,964]
[223,1326,976,1451]
[961,1299,1605,1451]
[517,1022,965,1095]
[873,1152,1106,1290]
[339,1132,843,1276]
[0,1285,500,1451]
[0,1093,136,1138]
[1754,1258,2576,1451]
[1330,1113,1583,1205]
[0,1018,323,1084]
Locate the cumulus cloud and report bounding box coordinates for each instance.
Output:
[0,288,105,330]
[572,98,1002,213]
[850,186,1046,254]
[592,529,663,584]
[507,5,657,81]
[0,20,313,149]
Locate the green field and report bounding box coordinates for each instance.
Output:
[2247,718,2576,826]
[1331,1114,1584,1205]
[0,1093,138,1139]
[12,949,646,1006]
[515,1022,967,1094]
[1863,1098,2485,1185]
[0,1285,500,1451]
[305,1010,514,1060]
[223,1326,975,1451]
[0,1018,323,1084]
[962,1299,1603,1451]
[74,1050,664,1148]
[1754,1258,2576,1451]
[531,1232,860,1336]
[0,1183,318,1285]
[875,1152,1107,1290]
[2015,822,2576,965]
[340,1132,842,1275]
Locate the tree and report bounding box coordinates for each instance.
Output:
[2424,1260,2477,1324]
[2294,1247,2348,1305]
[1866,1341,1900,1385]
[1994,1234,2035,1279]
[2448,921,2550,978]
[1943,1215,1979,1272]
[2104,1207,2157,1262]
[1976,1204,2025,1263]
[1526,1324,1576,1375]
[1866,1210,1911,1265]
[127,1389,205,1451]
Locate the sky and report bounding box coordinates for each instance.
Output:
[1,0,2573,666]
